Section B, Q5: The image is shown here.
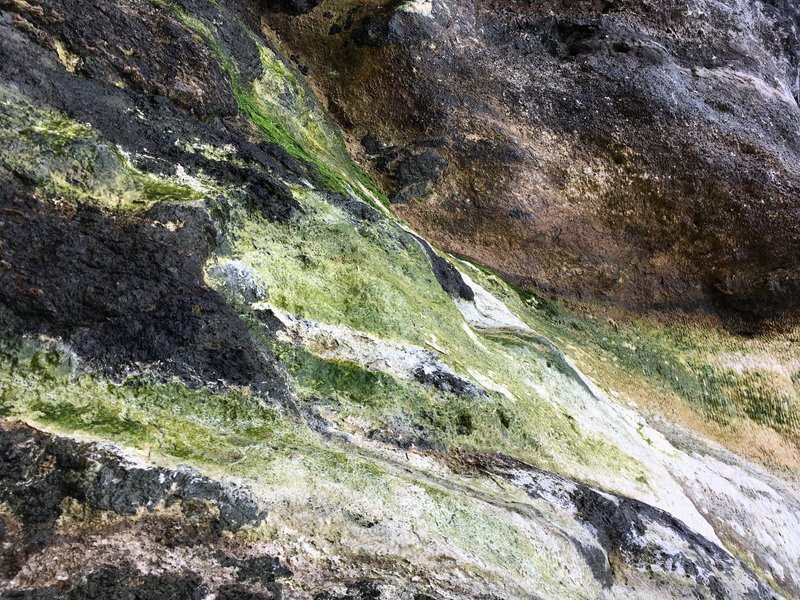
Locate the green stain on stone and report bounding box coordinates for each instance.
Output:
[0,85,206,211]
[0,339,283,466]
[460,259,800,441]
[205,187,645,485]
[167,2,389,208]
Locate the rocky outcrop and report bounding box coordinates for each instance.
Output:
[0,422,781,600]
[0,421,286,599]
[263,0,800,330]
[0,0,308,390]
[0,189,286,390]
[0,0,799,597]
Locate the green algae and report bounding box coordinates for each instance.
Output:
[244,42,389,207]
[228,190,453,343]
[276,344,422,410]
[208,186,645,485]
[0,336,599,597]
[167,2,390,208]
[0,0,645,492]
[5,0,788,523]
[275,342,496,444]
[176,139,248,168]
[456,258,800,443]
[0,339,434,500]
[0,1,794,594]
[406,484,591,596]
[0,86,205,211]
[21,111,92,153]
[0,338,367,480]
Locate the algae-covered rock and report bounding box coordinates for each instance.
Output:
[263,0,800,331]
[0,0,799,598]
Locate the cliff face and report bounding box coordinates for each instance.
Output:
[263,0,800,330]
[0,0,799,598]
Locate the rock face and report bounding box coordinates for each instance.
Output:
[263,0,800,330]
[0,421,289,599]
[0,422,782,599]
[0,0,799,598]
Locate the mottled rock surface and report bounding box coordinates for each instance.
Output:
[0,0,798,598]
[263,0,800,331]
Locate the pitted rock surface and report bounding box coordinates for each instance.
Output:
[264,0,800,331]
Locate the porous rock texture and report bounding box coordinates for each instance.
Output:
[0,0,799,598]
[263,0,800,331]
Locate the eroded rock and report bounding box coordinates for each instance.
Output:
[0,421,269,582]
[263,0,800,331]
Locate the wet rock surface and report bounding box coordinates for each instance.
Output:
[408,232,474,301]
[313,581,382,600]
[0,421,269,582]
[0,420,783,599]
[262,0,322,16]
[0,0,312,389]
[0,0,310,207]
[263,0,800,331]
[2,567,212,600]
[479,452,779,600]
[3,561,288,599]
[0,187,283,389]
[0,0,798,597]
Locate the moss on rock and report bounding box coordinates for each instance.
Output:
[0,86,205,211]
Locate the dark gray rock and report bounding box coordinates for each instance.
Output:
[391,150,446,203]
[0,0,320,389]
[408,232,474,301]
[0,422,270,580]
[264,0,800,332]
[261,0,321,16]
[485,452,779,600]
[1,566,210,600]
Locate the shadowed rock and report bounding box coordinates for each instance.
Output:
[263,0,800,331]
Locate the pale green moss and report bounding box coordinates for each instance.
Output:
[0,337,610,597]
[0,4,660,495]
[2,0,795,592]
[455,258,800,443]
[0,338,365,480]
[176,139,248,167]
[168,2,390,208]
[212,188,644,485]
[229,189,455,343]
[0,85,206,211]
